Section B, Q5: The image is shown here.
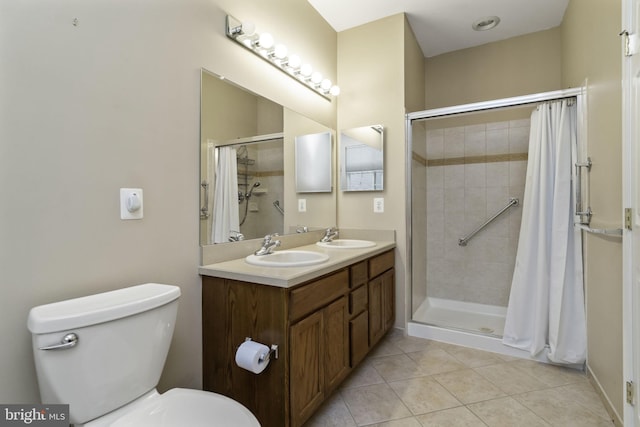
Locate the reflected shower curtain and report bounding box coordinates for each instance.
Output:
[212,146,240,243]
[502,99,586,364]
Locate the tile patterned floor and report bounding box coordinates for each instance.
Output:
[304,330,614,427]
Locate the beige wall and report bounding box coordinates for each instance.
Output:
[561,0,623,422]
[0,0,336,403]
[425,28,562,108]
[337,14,424,327]
[404,20,426,114]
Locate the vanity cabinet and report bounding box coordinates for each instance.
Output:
[201,249,394,427]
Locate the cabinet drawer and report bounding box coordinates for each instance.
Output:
[290,270,349,322]
[369,250,394,278]
[349,285,368,316]
[350,261,368,288]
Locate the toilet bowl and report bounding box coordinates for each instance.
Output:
[27,283,260,427]
[82,389,258,427]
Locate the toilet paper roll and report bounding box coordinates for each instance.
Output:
[235,340,270,374]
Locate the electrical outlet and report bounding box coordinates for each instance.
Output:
[298,198,307,212]
[373,197,384,213]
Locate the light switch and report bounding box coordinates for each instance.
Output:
[298,198,307,212]
[373,197,384,213]
[120,188,143,220]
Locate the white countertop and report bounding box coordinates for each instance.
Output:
[199,240,396,288]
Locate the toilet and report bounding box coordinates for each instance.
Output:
[27,283,260,427]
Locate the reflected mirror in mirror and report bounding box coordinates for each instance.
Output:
[340,125,384,191]
[295,132,332,193]
[200,68,337,246]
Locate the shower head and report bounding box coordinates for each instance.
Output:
[245,181,261,198]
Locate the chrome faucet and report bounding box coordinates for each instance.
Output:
[319,227,339,242]
[228,230,245,242]
[254,233,281,256]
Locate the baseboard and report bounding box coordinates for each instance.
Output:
[587,364,623,426]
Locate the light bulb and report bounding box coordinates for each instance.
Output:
[287,54,301,69]
[311,72,323,84]
[320,79,332,91]
[300,63,313,77]
[258,32,274,49]
[330,85,341,96]
[274,44,288,59]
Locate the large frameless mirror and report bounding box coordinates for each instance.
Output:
[200,68,336,245]
[339,125,384,191]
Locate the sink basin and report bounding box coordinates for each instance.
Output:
[316,239,377,249]
[245,250,329,267]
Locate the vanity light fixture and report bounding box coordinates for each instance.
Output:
[225,15,340,100]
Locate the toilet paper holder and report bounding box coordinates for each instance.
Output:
[244,337,278,362]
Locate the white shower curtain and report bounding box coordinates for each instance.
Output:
[211,146,240,243]
[502,99,586,365]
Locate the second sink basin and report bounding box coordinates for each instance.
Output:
[316,239,377,249]
[245,250,329,267]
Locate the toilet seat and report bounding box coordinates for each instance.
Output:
[82,388,260,427]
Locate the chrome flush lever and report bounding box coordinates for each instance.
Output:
[39,333,79,350]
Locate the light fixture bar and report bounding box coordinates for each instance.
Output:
[225,15,340,101]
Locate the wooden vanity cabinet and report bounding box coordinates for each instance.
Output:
[201,249,395,427]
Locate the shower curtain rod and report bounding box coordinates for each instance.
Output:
[406,88,584,122]
[218,132,284,147]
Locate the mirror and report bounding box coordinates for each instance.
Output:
[295,132,332,193]
[339,125,384,191]
[200,69,336,245]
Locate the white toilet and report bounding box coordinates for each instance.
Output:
[27,283,260,427]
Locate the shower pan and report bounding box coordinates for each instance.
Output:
[406,88,585,359]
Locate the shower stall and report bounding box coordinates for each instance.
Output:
[406,88,585,359]
[201,133,285,244]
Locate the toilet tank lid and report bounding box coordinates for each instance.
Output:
[27,283,181,334]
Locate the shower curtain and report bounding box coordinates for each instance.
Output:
[502,99,586,364]
[212,146,240,243]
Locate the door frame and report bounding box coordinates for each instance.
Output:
[622,0,638,425]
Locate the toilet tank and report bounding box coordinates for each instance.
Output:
[27,283,181,425]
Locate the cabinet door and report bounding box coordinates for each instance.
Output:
[369,275,384,346]
[369,268,395,346]
[350,310,369,366]
[324,296,349,392]
[290,310,324,427]
[381,269,395,331]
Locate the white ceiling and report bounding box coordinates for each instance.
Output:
[307,0,570,57]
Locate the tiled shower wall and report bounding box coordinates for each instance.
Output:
[425,119,530,307]
[240,140,284,239]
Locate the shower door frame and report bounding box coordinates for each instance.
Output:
[405,87,585,334]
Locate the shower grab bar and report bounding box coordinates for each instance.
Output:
[200,181,210,219]
[575,157,592,225]
[575,224,623,236]
[273,200,284,216]
[458,197,519,246]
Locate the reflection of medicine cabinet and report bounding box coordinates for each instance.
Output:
[295,131,332,193]
[340,125,384,191]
